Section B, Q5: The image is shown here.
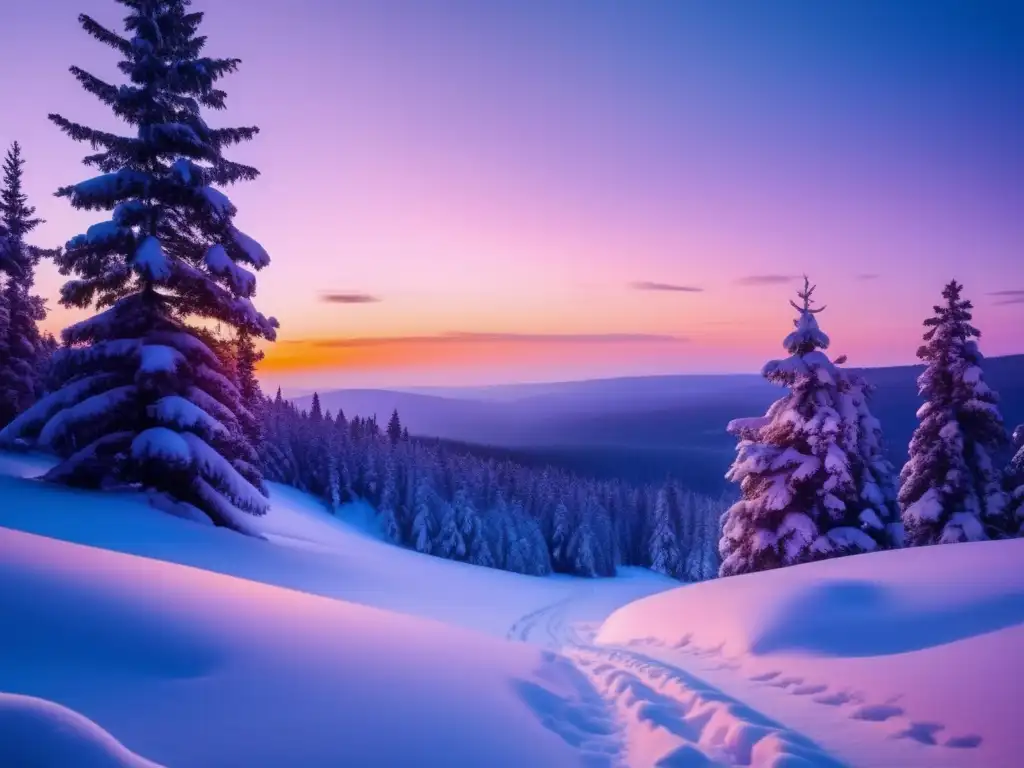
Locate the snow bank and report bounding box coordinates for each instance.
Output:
[599,541,1024,766]
[0,452,583,637]
[0,693,161,768]
[0,528,610,768]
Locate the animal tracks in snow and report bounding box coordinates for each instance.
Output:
[850,703,903,723]
[742,666,983,752]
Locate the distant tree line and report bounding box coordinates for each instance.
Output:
[260,392,725,580]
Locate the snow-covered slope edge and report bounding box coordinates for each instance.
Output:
[0,451,602,638]
[0,527,615,768]
[0,693,161,768]
[597,540,1024,766]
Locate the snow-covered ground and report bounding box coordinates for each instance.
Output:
[598,539,1024,767]
[0,526,619,767]
[0,451,670,766]
[1,450,1021,766]
[0,451,661,639]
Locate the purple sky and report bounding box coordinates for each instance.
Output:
[3,0,1023,388]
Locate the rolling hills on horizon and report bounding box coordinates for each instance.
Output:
[292,354,1024,494]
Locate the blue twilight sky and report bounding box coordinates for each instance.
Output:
[2,0,1022,387]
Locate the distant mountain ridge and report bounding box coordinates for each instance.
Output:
[294,354,1024,494]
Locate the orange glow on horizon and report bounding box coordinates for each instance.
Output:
[259,335,694,374]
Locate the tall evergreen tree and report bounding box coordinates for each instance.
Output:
[0,2,278,531]
[0,228,8,362]
[0,142,49,427]
[233,329,265,445]
[1004,425,1024,537]
[378,452,400,542]
[649,484,681,578]
[387,408,402,445]
[899,281,1010,544]
[412,474,436,554]
[550,500,571,571]
[837,365,903,546]
[719,278,893,577]
[437,500,466,560]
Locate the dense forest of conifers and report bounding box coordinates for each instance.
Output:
[260,393,725,580]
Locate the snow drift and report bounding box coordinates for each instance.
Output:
[0,693,161,768]
[0,452,574,638]
[0,527,613,767]
[598,539,1024,766]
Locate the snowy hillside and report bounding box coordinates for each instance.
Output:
[3,450,1022,766]
[0,451,668,638]
[598,540,1024,766]
[0,451,670,766]
[0,526,614,767]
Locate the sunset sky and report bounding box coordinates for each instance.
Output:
[3,0,1023,389]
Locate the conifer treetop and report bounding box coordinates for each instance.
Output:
[761,275,834,390]
[783,275,830,357]
[0,142,49,279]
[48,0,276,340]
[0,141,51,428]
[899,280,1010,544]
[2,142,44,246]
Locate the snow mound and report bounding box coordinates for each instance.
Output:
[599,541,1024,766]
[0,693,162,768]
[0,528,612,767]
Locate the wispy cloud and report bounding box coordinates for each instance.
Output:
[310,331,687,348]
[857,273,880,280]
[629,281,703,293]
[989,289,1024,306]
[321,292,381,304]
[734,274,797,286]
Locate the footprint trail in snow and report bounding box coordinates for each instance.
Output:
[508,584,985,768]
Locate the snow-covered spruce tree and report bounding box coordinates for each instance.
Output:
[0,3,278,531]
[0,234,8,358]
[568,514,598,578]
[692,496,724,580]
[378,452,401,542]
[719,278,895,577]
[649,484,682,578]
[453,484,477,553]
[233,330,265,447]
[0,142,50,428]
[550,499,571,571]
[899,281,1010,544]
[836,364,903,546]
[437,500,466,560]
[412,474,436,554]
[1005,425,1024,536]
